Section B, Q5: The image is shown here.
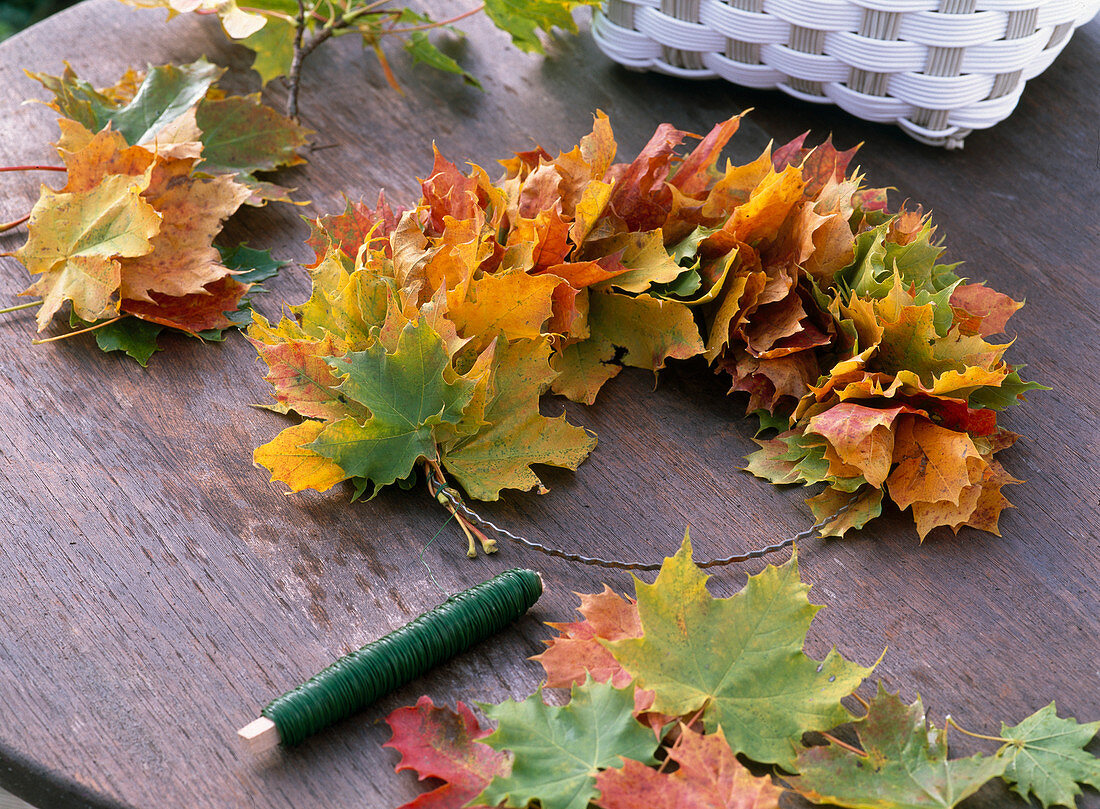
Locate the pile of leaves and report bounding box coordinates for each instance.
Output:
[384,536,1100,809]
[2,59,306,363]
[252,113,1041,543]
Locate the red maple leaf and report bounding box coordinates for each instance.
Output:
[384,696,509,809]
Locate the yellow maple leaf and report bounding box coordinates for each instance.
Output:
[14,168,161,328]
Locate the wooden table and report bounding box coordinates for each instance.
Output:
[0,3,1097,807]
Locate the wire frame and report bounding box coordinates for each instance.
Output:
[593,0,1100,147]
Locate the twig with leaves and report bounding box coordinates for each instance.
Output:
[120,0,598,119]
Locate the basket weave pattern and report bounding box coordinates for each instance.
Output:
[593,0,1100,147]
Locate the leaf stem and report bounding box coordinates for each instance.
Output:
[821,731,867,757]
[387,6,483,35]
[32,315,126,344]
[0,165,65,173]
[944,716,1011,745]
[0,299,38,314]
[0,213,31,233]
[425,458,496,556]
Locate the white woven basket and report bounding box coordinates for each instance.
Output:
[593,0,1100,147]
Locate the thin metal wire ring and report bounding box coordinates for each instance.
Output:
[428,480,857,572]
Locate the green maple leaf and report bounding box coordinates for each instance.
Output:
[70,312,164,366]
[404,31,481,89]
[308,318,476,495]
[477,677,659,809]
[195,94,310,177]
[483,0,598,54]
[219,243,286,285]
[442,338,596,500]
[787,684,1006,809]
[969,366,1049,410]
[28,59,222,146]
[241,17,296,85]
[999,702,1100,808]
[605,534,873,771]
[838,220,960,312]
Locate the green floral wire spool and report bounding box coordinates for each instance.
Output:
[251,568,542,748]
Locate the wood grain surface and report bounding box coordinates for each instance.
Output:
[0,3,1097,807]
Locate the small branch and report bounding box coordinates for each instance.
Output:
[286,0,351,119]
[286,0,310,120]
[0,299,38,315]
[944,716,1011,745]
[0,165,65,173]
[283,0,487,118]
[0,213,31,233]
[32,315,125,344]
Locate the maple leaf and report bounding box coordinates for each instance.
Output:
[483,0,598,54]
[885,415,983,512]
[307,318,478,495]
[969,366,1048,410]
[949,282,1023,337]
[14,169,161,329]
[122,274,250,335]
[787,684,1006,809]
[720,341,823,414]
[532,585,640,689]
[998,703,1100,809]
[254,419,349,494]
[448,271,559,344]
[743,430,834,490]
[605,122,689,231]
[772,133,860,199]
[806,403,919,488]
[28,59,222,147]
[441,337,596,500]
[194,93,310,180]
[252,334,350,421]
[744,436,802,485]
[605,534,873,771]
[55,122,156,191]
[305,193,402,266]
[120,155,252,301]
[668,114,745,198]
[584,230,683,293]
[477,677,660,809]
[383,696,509,809]
[807,485,884,538]
[552,289,704,404]
[595,725,784,809]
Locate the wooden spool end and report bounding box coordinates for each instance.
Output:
[238,716,281,753]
